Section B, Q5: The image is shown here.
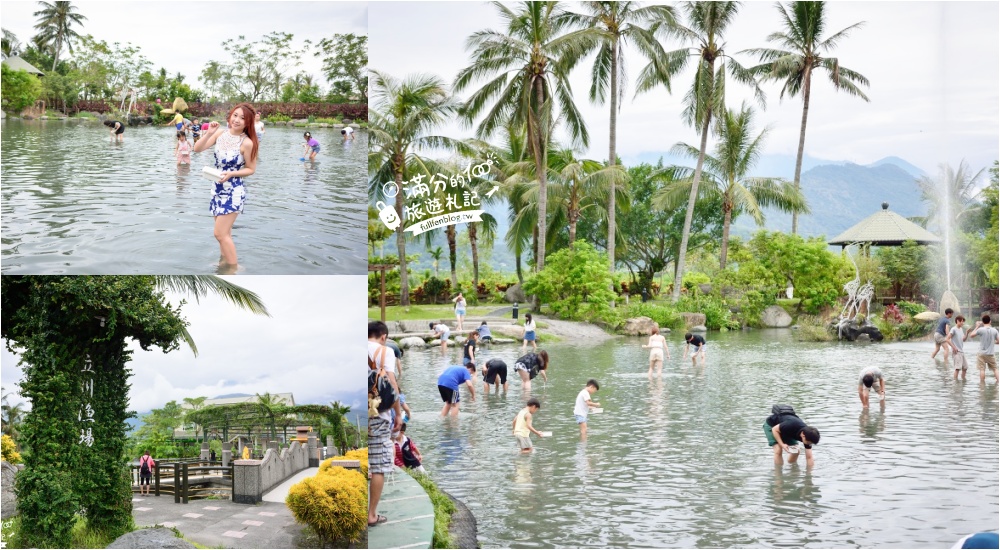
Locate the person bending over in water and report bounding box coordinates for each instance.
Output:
[103,119,125,142]
[684,332,706,366]
[429,322,451,351]
[193,103,259,271]
[482,358,508,394]
[764,405,819,467]
[857,366,885,407]
[303,132,320,160]
[513,350,549,391]
[643,326,669,376]
[512,398,544,453]
[437,363,476,418]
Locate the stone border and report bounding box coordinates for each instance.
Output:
[442,490,479,549]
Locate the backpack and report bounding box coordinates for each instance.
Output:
[400,437,421,468]
[368,345,397,416]
[139,456,153,474]
[768,404,798,426]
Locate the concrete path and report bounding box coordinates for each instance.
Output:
[261,467,319,503]
[367,467,435,549]
[131,495,303,549]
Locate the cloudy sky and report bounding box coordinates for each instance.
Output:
[2,1,367,93]
[370,1,999,176]
[1,276,367,417]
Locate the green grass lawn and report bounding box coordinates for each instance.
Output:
[368,304,510,322]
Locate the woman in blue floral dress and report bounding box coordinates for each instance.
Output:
[193,103,259,270]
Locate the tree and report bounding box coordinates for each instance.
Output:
[1,387,26,441]
[656,103,807,268]
[1,276,268,547]
[567,1,676,274]
[746,1,869,234]
[2,28,22,59]
[208,32,306,102]
[1,65,43,114]
[315,33,367,101]
[637,1,762,301]
[429,246,444,277]
[255,393,285,442]
[40,70,79,113]
[32,1,87,72]
[182,396,208,443]
[455,1,598,272]
[606,161,723,296]
[368,71,464,306]
[522,241,618,322]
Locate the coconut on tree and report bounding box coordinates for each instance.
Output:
[745,0,870,234]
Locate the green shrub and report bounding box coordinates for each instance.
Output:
[286,466,367,545]
[675,294,740,331]
[267,112,291,123]
[523,242,617,324]
[682,271,711,291]
[896,300,926,317]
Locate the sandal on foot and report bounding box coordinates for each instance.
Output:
[368,515,388,527]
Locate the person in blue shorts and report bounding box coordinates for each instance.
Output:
[437,364,476,417]
[462,331,479,368]
[303,132,320,160]
[684,332,706,366]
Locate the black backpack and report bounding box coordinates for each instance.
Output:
[768,404,798,425]
[368,345,397,415]
[139,456,153,474]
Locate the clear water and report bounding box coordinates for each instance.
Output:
[1,120,367,274]
[397,329,999,548]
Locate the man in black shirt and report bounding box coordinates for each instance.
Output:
[765,412,820,467]
[684,332,707,366]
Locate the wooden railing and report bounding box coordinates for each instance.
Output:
[131,460,233,503]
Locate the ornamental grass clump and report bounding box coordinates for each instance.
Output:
[286,466,367,545]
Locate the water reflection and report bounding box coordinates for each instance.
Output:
[858,402,887,438]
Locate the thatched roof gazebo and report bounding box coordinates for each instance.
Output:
[1,56,45,76]
[828,202,941,249]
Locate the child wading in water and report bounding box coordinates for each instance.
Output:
[193,103,259,271]
[175,131,191,165]
[574,379,601,441]
[303,132,320,160]
[512,398,544,452]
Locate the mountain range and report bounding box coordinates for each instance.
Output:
[400,155,933,273]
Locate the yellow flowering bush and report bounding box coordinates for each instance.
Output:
[1,434,21,464]
[321,448,368,478]
[286,466,367,544]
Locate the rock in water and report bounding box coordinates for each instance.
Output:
[622,317,658,336]
[680,313,707,328]
[505,283,527,304]
[690,325,708,333]
[107,528,195,549]
[761,305,793,328]
[914,311,940,322]
[399,337,427,349]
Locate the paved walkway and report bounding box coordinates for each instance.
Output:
[262,467,318,503]
[131,495,303,549]
[367,467,435,549]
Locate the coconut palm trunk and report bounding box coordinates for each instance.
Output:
[607,38,619,274]
[447,224,458,289]
[791,61,812,235]
[720,204,733,268]
[533,78,548,272]
[469,223,480,294]
[394,157,410,306]
[672,110,712,301]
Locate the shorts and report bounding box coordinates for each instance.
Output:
[367,416,394,475]
[953,352,968,370]
[440,331,451,341]
[484,362,507,385]
[649,348,664,362]
[515,435,532,449]
[456,308,466,316]
[934,333,947,344]
[310,145,321,153]
[763,420,801,448]
[480,335,493,342]
[463,356,475,367]
[977,354,997,371]
[438,385,460,404]
[176,123,184,130]
[575,415,588,424]
[140,472,151,485]
[524,331,536,342]
[115,125,125,135]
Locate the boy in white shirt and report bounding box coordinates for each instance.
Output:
[945,315,970,380]
[573,379,601,441]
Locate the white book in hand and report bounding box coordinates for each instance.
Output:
[202,166,224,181]
[538,431,552,437]
[591,408,604,414]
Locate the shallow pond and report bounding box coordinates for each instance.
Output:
[396,329,999,548]
[1,119,366,274]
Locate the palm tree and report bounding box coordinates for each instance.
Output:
[455,1,598,271]
[2,28,22,59]
[636,1,762,301]
[369,71,463,306]
[745,1,869,234]
[154,276,270,355]
[327,401,352,454]
[429,246,444,277]
[655,104,808,268]
[566,1,676,273]
[32,1,87,72]
[255,392,284,442]
[182,396,208,443]
[543,148,629,246]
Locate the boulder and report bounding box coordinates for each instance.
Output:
[1,461,17,518]
[400,320,432,333]
[698,283,713,295]
[835,320,884,342]
[505,284,527,304]
[761,305,793,328]
[491,324,527,339]
[107,528,195,549]
[680,312,706,328]
[690,325,707,332]
[621,316,658,336]
[399,337,427,349]
[914,311,940,323]
[856,333,871,342]
[490,337,518,344]
[940,290,961,315]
